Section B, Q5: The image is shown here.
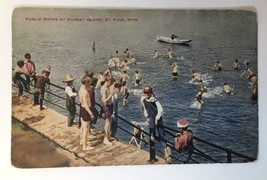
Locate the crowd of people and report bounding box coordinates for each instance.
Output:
[13,44,257,164]
[13,53,51,111]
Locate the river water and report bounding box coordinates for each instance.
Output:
[12,8,258,162]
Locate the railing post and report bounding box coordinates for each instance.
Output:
[227,149,232,163]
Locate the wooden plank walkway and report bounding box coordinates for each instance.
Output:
[11,91,167,166]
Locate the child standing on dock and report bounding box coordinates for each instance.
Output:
[63,74,78,127]
[78,76,95,150]
[23,53,36,92]
[33,69,50,110]
[101,77,116,145]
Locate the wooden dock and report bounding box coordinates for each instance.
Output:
[11,91,167,166]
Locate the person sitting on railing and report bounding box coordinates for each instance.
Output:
[129,125,146,149]
[174,119,193,163]
[13,60,29,97]
[33,69,50,110]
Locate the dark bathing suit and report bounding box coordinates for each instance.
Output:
[80,106,91,122]
[102,103,114,118]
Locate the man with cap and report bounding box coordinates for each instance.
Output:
[63,74,78,127]
[141,85,168,163]
[174,119,193,163]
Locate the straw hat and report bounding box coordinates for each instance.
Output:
[63,74,75,83]
[177,119,188,128]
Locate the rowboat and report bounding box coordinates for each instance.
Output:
[156,35,192,45]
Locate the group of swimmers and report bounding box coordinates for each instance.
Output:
[191,58,258,106]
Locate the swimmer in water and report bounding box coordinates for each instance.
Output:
[191,70,203,83]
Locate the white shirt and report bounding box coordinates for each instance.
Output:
[65,85,78,97]
[141,95,163,120]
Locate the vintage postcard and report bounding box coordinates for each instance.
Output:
[5,2,267,179]
[11,7,258,168]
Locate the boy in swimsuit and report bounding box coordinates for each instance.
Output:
[167,49,173,59]
[78,76,95,150]
[101,78,116,145]
[223,82,233,95]
[232,59,240,70]
[123,86,129,106]
[121,70,130,87]
[171,62,178,79]
[214,60,223,71]
[132,70,142,86]
[196,89,204,105]
[191,70,203,83]
[153,50,158,59]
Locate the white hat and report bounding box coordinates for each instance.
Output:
[177,119,188,128]
[63,74,75,83]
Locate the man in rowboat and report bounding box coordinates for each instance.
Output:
[171,33,178,40]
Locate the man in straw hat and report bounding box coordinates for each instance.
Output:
[63,74,78,127]
[174,119,193,163]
